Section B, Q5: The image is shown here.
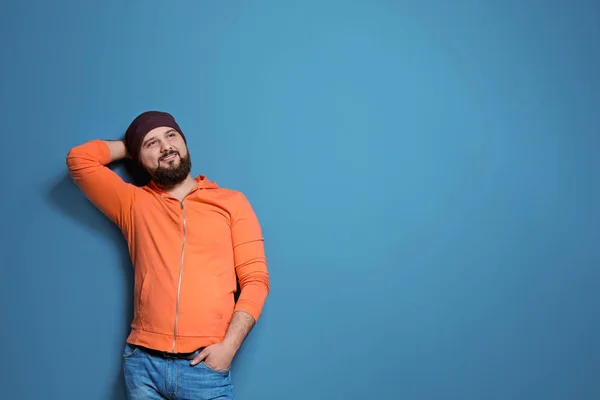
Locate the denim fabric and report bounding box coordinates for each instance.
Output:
[122,342,234,400]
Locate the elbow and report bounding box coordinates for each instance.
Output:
[65,140,104,176]
[66,146,76,164]
[66,147,81,176]
[66,144,85,168]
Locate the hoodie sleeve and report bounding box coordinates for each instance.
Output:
[231,192,270,321]
[66,140,136,230]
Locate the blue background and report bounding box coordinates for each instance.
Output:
[2,0,599,399]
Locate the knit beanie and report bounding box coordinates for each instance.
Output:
[124,111,186,162]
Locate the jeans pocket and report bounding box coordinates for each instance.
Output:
[122,342,139,359]
[201,361,230,375]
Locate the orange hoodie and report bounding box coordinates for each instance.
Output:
[66,140,270,353]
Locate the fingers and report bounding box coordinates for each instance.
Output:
[190,348,208,366]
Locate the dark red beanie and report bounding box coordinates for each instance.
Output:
[125,111,186,162]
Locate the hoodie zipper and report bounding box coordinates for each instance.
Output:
[170,185,200,353]
[172,198,187,352]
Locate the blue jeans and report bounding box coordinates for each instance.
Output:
[122,342,234,400]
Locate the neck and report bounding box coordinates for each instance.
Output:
[156,175,197,196]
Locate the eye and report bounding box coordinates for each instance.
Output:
[167,132,176,138]
[147,140,157,147]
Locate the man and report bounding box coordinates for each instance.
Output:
[66,111,270,399]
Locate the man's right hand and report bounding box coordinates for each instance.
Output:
[104,140,129,163]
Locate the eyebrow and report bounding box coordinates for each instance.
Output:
[142,136,157,146]
[143,129,177,146]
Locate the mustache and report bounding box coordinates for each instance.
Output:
[159,150,179,161]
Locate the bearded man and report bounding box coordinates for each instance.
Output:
[66,111,270,400]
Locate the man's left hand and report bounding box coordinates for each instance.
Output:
[190,341,236,371]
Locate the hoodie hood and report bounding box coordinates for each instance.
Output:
[146,174,220,196]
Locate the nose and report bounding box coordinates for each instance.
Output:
[160,141,173,153]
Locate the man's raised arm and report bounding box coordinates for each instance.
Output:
[66,139,136,230]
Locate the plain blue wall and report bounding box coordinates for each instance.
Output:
[2,0,599,399]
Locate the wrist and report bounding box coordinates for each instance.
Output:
[104,140,129,162]
[221,337,240,353]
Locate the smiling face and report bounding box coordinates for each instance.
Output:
[138,126,192,186]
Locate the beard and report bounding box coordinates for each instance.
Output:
[148,150,192,186]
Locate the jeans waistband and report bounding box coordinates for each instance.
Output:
[137,345,204,360]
